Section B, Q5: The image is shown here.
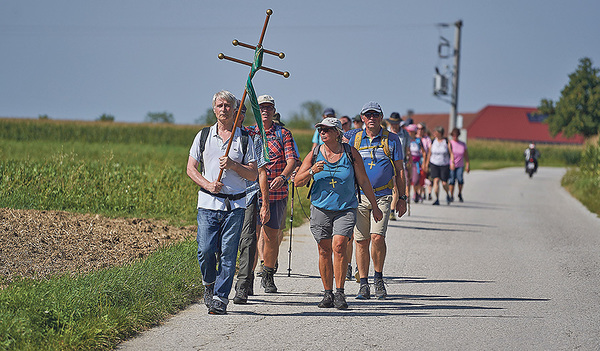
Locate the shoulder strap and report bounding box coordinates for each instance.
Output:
[354,130,363,150]
[342,143,361,203]
[311,144,322,165]
[381,129,391,158]
[198,126,211,173]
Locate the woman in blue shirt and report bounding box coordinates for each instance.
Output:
[295,117,382,310]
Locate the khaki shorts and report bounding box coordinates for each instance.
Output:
[355,195,392,241]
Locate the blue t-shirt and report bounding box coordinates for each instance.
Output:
[344,128,403,197]
[310,147,358,211]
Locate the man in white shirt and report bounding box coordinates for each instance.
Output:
[186,90,258,315]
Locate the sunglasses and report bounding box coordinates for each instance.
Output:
[364,112,381,119]
[318,127,335,134]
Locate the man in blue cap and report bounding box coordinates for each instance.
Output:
[344,101,407,300]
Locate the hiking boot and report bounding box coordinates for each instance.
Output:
[334,291,348,310]
[261,266,277,293]
[389,212,397,221]
[432,199,440,206]
[233,284,248,305]
[208,299,227,315]
[447,194,452,204]
[345,264,353,281]
[318,291,334,308]
[356,283,371,300]
[374,278,387,300]
[203,284,214,309]
[256,261,264,277]
[247,275,254,296]
[458,194,464,202]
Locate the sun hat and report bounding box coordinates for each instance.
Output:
[406,124,418,132]
[315,117,343,133]
[389,112,402,124]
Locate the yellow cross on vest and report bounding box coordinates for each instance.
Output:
[368,160,376,169]
[329,178,337,188]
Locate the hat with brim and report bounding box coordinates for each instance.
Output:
[315,117,343,133]
[389,112,402,124]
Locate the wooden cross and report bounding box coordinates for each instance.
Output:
[216,8,289,181]
[329,178,337,188]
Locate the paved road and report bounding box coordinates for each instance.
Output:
[118,167,600,350]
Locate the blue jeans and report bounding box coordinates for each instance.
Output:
[196,207,245,303]
[448,166,465,185]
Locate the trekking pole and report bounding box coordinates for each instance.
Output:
[287,181,294,277]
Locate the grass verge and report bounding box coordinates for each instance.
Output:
[0,238,201,350]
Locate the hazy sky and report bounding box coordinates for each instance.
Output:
[1,1,599,125]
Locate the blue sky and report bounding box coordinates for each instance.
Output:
[1,1,599,125]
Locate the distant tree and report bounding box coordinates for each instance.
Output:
[538,57,600,138]
[145,111,174,124]
[97,113,115,122]
[38,114,49,120]
[285,100,325,130]
[195,108,216,125]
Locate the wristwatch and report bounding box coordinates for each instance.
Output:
[399,194,408,201]
[280,174,288,182]
[309,168,314,176]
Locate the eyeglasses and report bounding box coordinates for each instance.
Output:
[363,112,381,119]
[318,127,335,134]
[259,105,274,111]
[341,122,349,126]
[417,127,424,130]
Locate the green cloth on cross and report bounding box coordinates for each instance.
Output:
[246,46,269,162]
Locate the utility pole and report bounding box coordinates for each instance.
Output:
[449,20,462,133]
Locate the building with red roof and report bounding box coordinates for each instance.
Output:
[409,105,585,145]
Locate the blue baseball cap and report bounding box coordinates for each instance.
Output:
[361,101,382,115]
[323,107,336,117]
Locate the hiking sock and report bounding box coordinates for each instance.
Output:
[336,287,345,294]
[360,277,368,285]
[374,271,383,280]
[325,289,333,294]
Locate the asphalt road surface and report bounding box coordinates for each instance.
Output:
[117,167,600,350]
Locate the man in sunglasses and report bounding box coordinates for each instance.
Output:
[344,101,407,300]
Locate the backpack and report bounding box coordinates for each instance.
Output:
[197,126,249,173]
[353,129,396,192]
[306,143,361,203]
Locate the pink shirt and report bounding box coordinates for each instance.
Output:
[450,140,467,168]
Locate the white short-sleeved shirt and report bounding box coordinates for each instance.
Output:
[189,124,256,211]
